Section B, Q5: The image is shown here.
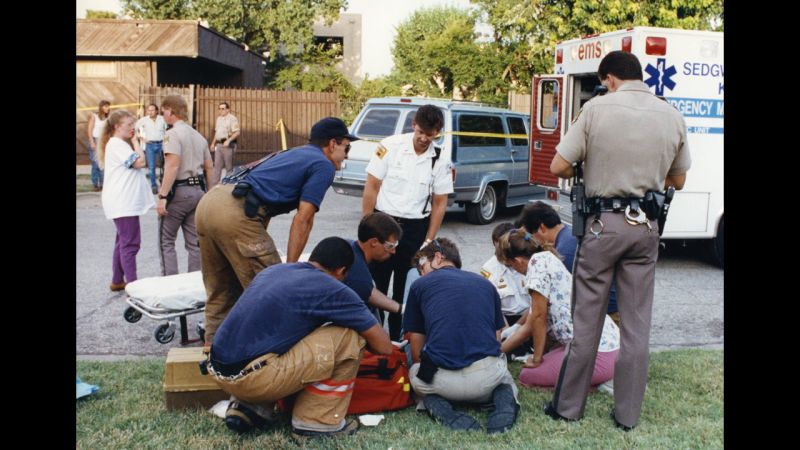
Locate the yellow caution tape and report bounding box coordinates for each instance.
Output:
[355,130,529,144]
[76,102,142,112]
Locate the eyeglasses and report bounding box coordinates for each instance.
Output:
[335,139,351,155]
[382,240,399,251]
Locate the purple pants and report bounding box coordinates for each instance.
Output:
[112,216,141,284]
[519,345,618,388]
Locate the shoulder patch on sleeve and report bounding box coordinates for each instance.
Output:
[375,145,388,159]
[480,269,491,279]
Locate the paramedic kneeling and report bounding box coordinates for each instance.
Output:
[403,238,519,434]
[207,237,392,439]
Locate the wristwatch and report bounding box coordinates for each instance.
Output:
[158,194,169,200]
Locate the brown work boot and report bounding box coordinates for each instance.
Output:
[109,282,127,292]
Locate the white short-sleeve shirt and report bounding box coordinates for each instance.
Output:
[480,255,531,315]
[101,137,156,220]
[525,251,619,352]
[365,132,454,219]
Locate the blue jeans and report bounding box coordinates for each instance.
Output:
[89,138,104,188]
[145,142,164,188]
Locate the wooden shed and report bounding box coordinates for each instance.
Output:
[76,19,266,163]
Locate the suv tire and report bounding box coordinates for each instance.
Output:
[466,184,497,224]
[708,217,724,269]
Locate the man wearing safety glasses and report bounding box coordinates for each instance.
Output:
[342,212,404,320]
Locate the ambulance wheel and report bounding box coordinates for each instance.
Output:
[124,307,142,323]
[466,184,497,225]
[708,217,724,269]
[155,324,175,344]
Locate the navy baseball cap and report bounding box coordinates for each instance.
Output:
[309,117,360,142]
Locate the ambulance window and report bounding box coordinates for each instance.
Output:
[356,109,400,138]
[457,114,505,147]
[506,116,528,146]
[539,80,559,130]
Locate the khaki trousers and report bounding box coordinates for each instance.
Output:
[212,326,365,432]
[195,184,281,344]
[551,212,659,428]
[409,355,519,406]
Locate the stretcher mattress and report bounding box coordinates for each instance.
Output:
[125,271,206,310]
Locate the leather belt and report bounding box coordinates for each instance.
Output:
[375,209,428,224]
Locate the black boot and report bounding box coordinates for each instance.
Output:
[486,384,519,434]
[423,395,482,431]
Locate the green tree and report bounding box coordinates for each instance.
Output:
[121,0,190,20]
[86,10,119,19]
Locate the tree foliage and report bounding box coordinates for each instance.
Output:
[86,10,119,19]
[121,0,190,20]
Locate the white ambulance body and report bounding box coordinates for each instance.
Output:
[529,27,723,265]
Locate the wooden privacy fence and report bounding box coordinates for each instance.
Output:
[196,87,340,165]
[508,91,531,115]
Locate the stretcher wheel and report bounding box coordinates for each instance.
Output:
[124,307,142,323]
[154,323,175,344]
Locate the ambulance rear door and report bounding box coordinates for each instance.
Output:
[529,75,565,187]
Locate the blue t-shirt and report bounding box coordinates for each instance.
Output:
[246,144,335,211]
[343,240,373,305]
[212,262,378,364]
[403,267,505,370]
[555,225,617,313]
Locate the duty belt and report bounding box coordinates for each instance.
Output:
[589,197,646,212]
[174,176,204,187]
[374,209,429,224]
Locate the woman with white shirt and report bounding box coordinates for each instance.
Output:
[86,100,111,191]
[96,110,155,291]
[496,229,619,388]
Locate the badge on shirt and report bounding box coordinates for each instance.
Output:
[480,269,491,279]
[375,145,387,159]
[498,277,506,289]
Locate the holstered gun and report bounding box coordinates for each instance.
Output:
[570,162,587,238]
[657,187,675,237]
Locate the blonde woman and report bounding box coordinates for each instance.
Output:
[98,110,155,291]
[496,229,619,388]
[86,100,111,191]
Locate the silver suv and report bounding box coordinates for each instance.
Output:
[333,97,547,224]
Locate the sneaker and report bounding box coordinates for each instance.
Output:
[225,400,274,434]
[423,394,482,431]
[597,380,614,395]
[152,186,159,195]
[486,384,519,434]
[291,417,359,441]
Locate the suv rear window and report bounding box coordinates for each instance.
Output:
[356,109,400,137]
[506,116,528,146]
[458,114,505,147]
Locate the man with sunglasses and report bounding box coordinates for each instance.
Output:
[196,117,358,349]
[403,237,519,433]
[343,212,404,319]
[207,102,240,188]
[362,105,454,341]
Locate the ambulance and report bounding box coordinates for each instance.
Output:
[529,27,724,266]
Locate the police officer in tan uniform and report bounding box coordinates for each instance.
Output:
[208,102,240,188]
[362,105,454,341]
[545,51,691,430]
[157,95,213,275]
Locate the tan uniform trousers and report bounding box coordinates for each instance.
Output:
[211,326,365,432]
[551,212,659,428]
[409,355,519,408]
[195,184,281,345]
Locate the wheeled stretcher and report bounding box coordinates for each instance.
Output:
[123,271,207,345]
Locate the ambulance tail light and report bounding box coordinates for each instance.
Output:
[556,48,563,64]
[621,36,632,52]
[645,36,666,55]
[547,189,559,202]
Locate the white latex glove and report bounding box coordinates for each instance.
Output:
[500,323,521,341]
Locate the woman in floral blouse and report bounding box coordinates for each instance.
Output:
[496,229,619,388]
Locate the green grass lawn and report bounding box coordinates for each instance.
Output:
[76,349,722,449]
